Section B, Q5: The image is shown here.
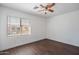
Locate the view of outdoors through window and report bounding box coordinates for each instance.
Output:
[8,16,31,36]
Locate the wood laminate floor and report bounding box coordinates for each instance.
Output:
[0,39,79,55]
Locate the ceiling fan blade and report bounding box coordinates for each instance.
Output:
[47,3,55,8]
[33,6,39,9]
[40,4,45,8]
[48,9,54,12]
[51,3,55,6]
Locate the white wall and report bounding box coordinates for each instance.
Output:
[0,7,2,49]
[0,6,46,51]
[47,10,79,47]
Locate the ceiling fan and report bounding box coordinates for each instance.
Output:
[33,3,55,14]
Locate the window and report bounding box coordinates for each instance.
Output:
[8,16,31,36]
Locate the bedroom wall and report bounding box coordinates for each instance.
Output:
[0,7,2,49]
[0,6,46,51]
[47,10,79,47]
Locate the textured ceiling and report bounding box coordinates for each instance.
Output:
[0,3,79,18]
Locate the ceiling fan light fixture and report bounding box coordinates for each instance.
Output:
[33,3,55,14]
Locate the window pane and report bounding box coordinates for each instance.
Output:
[8,16,20,25]
[21,19,31,35]
[8,16,20,36]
